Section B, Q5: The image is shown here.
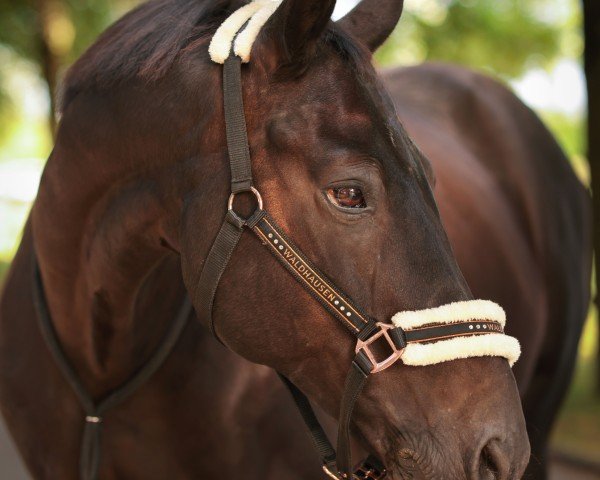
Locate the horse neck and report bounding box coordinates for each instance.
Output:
[31,76,222,389]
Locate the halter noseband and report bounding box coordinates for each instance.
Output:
[202,4,521,477]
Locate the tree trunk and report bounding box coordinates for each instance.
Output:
[583,0,600,395]
[35,0,61,136]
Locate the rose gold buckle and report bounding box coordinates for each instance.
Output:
[355,322,404,374]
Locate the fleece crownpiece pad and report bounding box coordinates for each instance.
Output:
[392,300,521,367]
[209,0,283,64]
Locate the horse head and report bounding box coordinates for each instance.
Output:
[176,0,530,478]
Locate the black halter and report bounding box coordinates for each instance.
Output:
[31,54,505,480]
[195,54,502,479]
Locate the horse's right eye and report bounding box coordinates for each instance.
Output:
[327,187,367,209]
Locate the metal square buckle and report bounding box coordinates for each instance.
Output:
[355,322,404,374]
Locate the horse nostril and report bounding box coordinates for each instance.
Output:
[477,440,510,480]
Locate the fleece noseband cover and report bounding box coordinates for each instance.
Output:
[392,300,521,366]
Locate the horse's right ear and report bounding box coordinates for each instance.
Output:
[262,0,337,76]
[337,0,404,52]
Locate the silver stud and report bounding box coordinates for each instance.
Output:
[268,233,273,238]
[483,325,487,329]
[469,325,474,330]
[278,245,284,250]
[346,312,351,317]
[273,239,279,244]
[334,300,339,305]
[476,325,481,329]
[340,306,345,311]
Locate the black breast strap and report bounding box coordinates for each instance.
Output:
[32,260,192,480]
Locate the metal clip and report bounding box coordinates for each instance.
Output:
[355,322,404,374]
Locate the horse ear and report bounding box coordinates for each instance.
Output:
[337,0,404,52]
[265,0,337,73]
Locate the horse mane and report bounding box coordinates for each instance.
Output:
[59,0,244,112]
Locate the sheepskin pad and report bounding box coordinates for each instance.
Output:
[392,300,521,367]
[209,0,283,64]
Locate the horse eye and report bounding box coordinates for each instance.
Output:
[327,187,366,209]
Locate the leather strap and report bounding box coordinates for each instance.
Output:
[32,256,192,480]
[223,55,253,193]
[195,212,245,335]
[336,356,371,477]
[252,213,372,334]
[195,53,262,336]
[278,374,338,470]
[404,320,503,342]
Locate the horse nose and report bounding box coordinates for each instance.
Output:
[473,438,528,480]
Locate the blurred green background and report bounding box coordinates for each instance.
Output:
[0,0,598,467]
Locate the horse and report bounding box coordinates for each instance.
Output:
[0,0,590,478]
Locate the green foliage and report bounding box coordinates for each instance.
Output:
[552,310,600,461]
[0,0,38,61]
[0,0,115,65]
[0,260,8,284]
[541,112,589,184]
[542,111,586,158]
[62,0,114,62]
[0,0,127,122]
[376,0,580,78]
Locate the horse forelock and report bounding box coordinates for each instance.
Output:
[59,0,243,112]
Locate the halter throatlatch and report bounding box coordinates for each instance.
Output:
[205,6,521,479]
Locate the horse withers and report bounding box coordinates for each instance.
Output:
[0,0,590,478]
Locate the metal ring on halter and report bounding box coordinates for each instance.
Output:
[228,186,263,223]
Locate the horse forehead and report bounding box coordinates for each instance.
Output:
[263,100,374,149]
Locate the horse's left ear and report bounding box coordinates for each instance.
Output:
[337,0,404,52]
[265,0,337,73]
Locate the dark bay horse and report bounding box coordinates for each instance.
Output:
[0,0,590,478]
